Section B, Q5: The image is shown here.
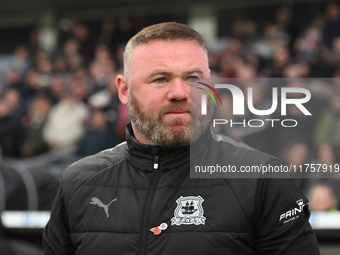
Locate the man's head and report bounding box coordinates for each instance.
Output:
[123,22,207,82]
[117,22,212,147]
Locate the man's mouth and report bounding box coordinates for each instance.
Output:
[162,109,190,120]
[167,110,189,114]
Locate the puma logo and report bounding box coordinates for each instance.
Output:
[90,197,117,218]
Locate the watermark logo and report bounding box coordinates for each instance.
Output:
[199,83,311,116]
[193,78,312,128]
[195,81,222,115]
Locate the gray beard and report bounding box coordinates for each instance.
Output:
[128,88,213,148]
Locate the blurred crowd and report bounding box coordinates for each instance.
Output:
[1,3,340,214]
[209,2,340,211]
[0,18,132,159]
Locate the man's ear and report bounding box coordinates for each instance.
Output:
[116,75,129,105]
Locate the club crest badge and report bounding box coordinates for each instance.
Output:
[171,195,206,226]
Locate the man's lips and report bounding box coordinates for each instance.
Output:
[165,109,190,114]
[167,110,189,114]
[163,110,190,118]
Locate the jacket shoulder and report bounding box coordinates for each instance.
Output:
[62,142,128,196]
[211,132,281,165]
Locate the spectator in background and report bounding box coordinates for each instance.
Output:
[323,2,340,49]
[308,142,340,201]
[325,36,340,73]
[93,44,114,66]
[20,96,51,157]
[78,108,119,157]
[4,89,23,118]
[294,25,333,77]
[11,46,30,75]
[45,75,67,105]
[68,73,89,103]
[219,40,243,78]
[0,90,23,157]
[112,19,135,53]
[28,29,40,58]
[294,26,321,63]
[282,141,311,193]
[7,46,31,103]
[308,184,339,211]
[97,17,115,47]
[316,142,339,167]
[89,62,109,93]
[61,38,80,62]
[259,8,292,52]
[71,22,94,61]
[43,80,88,154]
[88,44,116,94]
[53,56,68,74]
[7,68,25,96]
[23,50,53,100]
[231,19,258,47]
[7,67,32,115]
[314,90,340,148]
[273,79,320,156]
[59,38,84,71]
[274,8,293,46]
[56,18,74,51]
[88,74,128,142]
[284,62,311,78]
[234,59,257,78]
[263,44,290,77]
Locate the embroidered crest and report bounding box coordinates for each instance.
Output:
[171,195,206,226]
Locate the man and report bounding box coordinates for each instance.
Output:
[43,22,320,254]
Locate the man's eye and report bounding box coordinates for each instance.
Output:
[155,77,167,83]
[189,76,199,82]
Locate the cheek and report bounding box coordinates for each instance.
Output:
[134,92,160,115]
[190,88,204,108]
[137,88,164,105]
[137,91,156,105]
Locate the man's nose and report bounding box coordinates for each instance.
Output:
[167,79,190,101]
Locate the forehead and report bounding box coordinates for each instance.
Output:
[129,39,208,72]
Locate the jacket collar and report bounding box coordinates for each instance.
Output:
[125,122,211,172]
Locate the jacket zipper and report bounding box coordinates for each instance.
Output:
[139,155,160,255]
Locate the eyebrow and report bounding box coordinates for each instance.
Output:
[148,69,204,78]
[186,69,204,75]
[148,71,171,78]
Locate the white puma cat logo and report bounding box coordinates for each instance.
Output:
[90,197,117,218]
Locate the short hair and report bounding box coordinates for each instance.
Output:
[123,22,207,80]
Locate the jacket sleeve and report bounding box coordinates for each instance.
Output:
[252,173,320,255]
[42,184,75,255]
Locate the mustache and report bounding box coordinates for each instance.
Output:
[159,102,191,116]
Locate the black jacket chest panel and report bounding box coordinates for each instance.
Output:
[44,124,317,255]
[68,162,253,233]
[68,167,255,255]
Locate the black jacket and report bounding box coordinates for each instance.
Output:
[43,123,320,255]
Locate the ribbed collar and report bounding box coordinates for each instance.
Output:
[125,122,211,172]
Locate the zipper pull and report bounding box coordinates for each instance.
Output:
[153,155,159,169]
